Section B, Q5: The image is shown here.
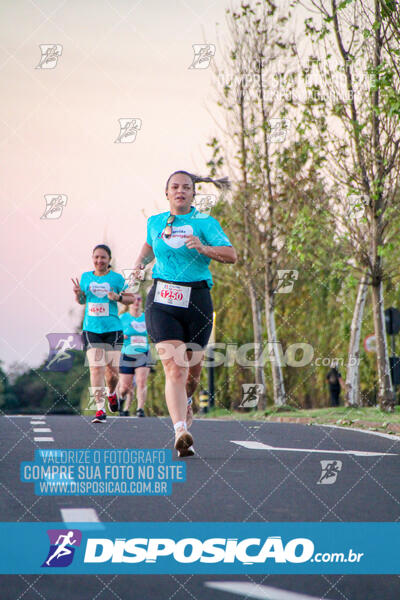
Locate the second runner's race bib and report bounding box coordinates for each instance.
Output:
[88,302,109,317]
[154,281,191,308]
[130,336,147,347]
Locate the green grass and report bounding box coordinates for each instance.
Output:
[199,405,400,426]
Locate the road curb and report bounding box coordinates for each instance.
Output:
[265,415,400,434]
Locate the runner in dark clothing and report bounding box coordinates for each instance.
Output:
[326,366,344,407]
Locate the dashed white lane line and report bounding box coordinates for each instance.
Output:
[205,582,334,600]
[61,508,100,522]
[232,440,397,457]
[30,418,52,441]
[10,415,46,418]
[61,508,105,530]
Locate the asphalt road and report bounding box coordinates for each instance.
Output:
[1,415,399,599]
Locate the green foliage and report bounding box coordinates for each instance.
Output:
[3,352,89,414]
[0,362,12,410]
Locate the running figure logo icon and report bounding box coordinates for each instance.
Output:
[276,270,298,294]
[122,269,143,292]
[41,194,67,220]
[240,384,264,408]
[347,194,368,220]
[193,194,216,218]
[44,333,83,372]
[267,118,291,143]
[42,529,82,567]
[317,460,342,485]
[115,119,142,143]
[36,44,63,69]
[87,386,109,411]
[188,44,216,69]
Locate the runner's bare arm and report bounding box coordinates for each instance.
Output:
[133,242,154,268]
[119,292,135,305]
[131,242,155,278]
[198,245,237,263]
[185,236,237,264]
[107,289,135,305]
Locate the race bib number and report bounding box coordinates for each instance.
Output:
[154,281,191,308]
[130,336,147,347]
[88,302,109,317]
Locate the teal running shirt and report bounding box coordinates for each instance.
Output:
[119,312,149,355]
[80,270,126,333]
[146,207,232,288]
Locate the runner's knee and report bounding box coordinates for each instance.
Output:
[119,383,132,395]
[164,362,188,385]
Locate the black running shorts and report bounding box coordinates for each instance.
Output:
[145,280,213,348]
[82,330,124,351]
[119,351,151,374]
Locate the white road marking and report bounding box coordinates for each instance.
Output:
[10,415,46,418]
[61,508,100,522]
[30,421,46,425]
[205,582,334,600]
[61,508,105,530]
[34,437,54,442]
[232,440,397,456]
[33,428,51,433]
[318,423,400,441]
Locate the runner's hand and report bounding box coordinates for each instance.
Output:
[107,288,120,301]
[71,278,82,295]
[185,235,204,253]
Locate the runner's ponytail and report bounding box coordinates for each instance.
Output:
[165,171,231,192]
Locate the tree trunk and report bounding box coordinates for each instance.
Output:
[371,280,395,411]
[249,281,267,408]
[256,57,285,407]
[265,274,286,406]
[237,79,267,409]
[345,275,368,406]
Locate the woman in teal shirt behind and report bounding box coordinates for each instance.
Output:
[71,244,133,423]
[118,293,151,417]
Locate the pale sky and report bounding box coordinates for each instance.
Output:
[0,0,234,371]
[0,0,312,373]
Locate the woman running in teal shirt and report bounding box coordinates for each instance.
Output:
[118,293,151,417]
[71,244,133,423]
[132,171,236,456]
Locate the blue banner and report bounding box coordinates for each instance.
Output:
[0,522,398,574]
